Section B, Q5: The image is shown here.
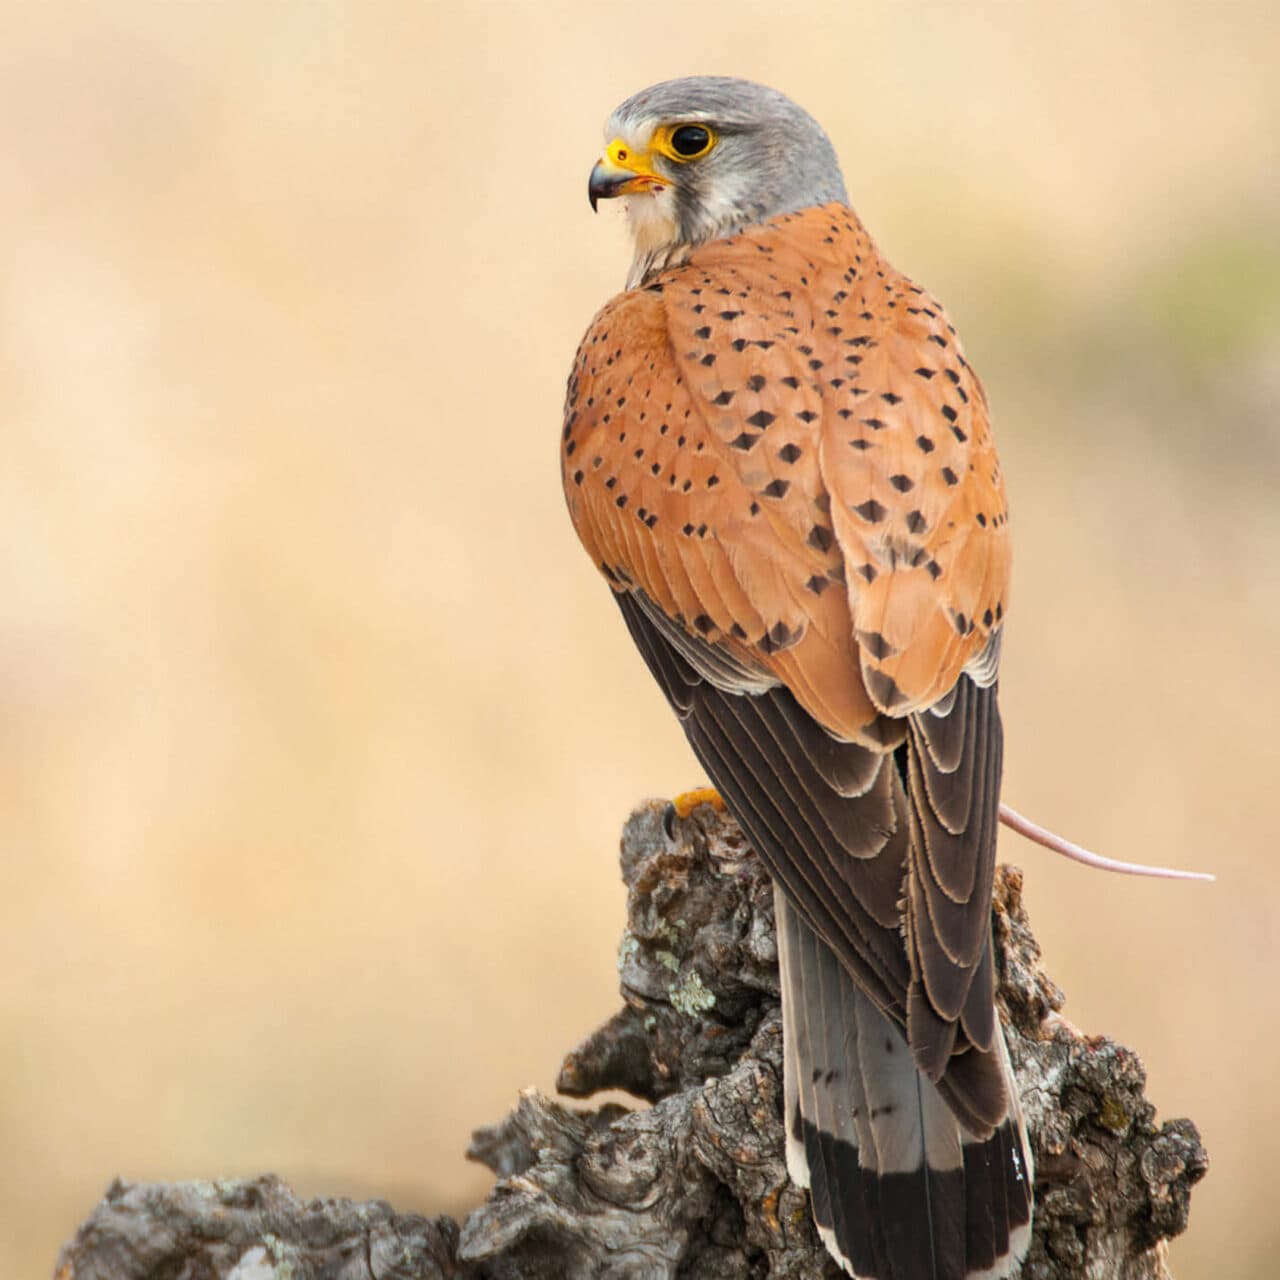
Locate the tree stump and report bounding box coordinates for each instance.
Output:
[55,801,1207,1279]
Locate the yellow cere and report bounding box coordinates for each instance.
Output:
[604,137,661,177]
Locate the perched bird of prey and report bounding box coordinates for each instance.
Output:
[561,77,1032,1280]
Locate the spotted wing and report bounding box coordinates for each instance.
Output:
[562,202,1010,1098]
[563,279,884,743]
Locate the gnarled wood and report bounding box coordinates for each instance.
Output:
[55,802,1207,1280]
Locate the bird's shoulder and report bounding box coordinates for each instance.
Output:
[562,202,1010,728]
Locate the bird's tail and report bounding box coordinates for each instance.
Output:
[777,891,1033,1280]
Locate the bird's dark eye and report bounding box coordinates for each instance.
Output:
[670,125,712,158]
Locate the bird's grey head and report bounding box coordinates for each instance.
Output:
[589,76,848,288]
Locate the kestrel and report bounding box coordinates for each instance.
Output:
[562,78,1033,1280]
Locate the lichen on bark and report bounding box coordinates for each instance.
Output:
[55,801,1207,1280]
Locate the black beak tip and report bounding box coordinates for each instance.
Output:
[588,163,617,212]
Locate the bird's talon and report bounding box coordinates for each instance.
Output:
[671,787,725,820]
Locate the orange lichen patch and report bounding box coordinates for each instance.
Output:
[760,1186,782,1234]
[671,786,725,819]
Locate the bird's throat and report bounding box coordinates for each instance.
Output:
[622,189,764,289]
[624,194,685,289]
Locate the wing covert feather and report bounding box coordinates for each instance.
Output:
[562,203,1013,1131]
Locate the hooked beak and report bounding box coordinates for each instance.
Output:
[588,139,670,211]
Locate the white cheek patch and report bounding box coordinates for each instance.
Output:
[624,185,679,259]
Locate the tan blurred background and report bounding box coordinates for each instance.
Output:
[1,2,1276,1276]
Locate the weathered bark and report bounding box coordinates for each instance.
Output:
[51,1175,464,1280]
[55,801,1207,1280]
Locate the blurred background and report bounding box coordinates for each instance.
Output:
[1,2,1276,1276]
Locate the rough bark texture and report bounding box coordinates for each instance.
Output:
[56,801,1207,1280]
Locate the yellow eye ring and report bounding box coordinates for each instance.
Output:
[652,123,717,162]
